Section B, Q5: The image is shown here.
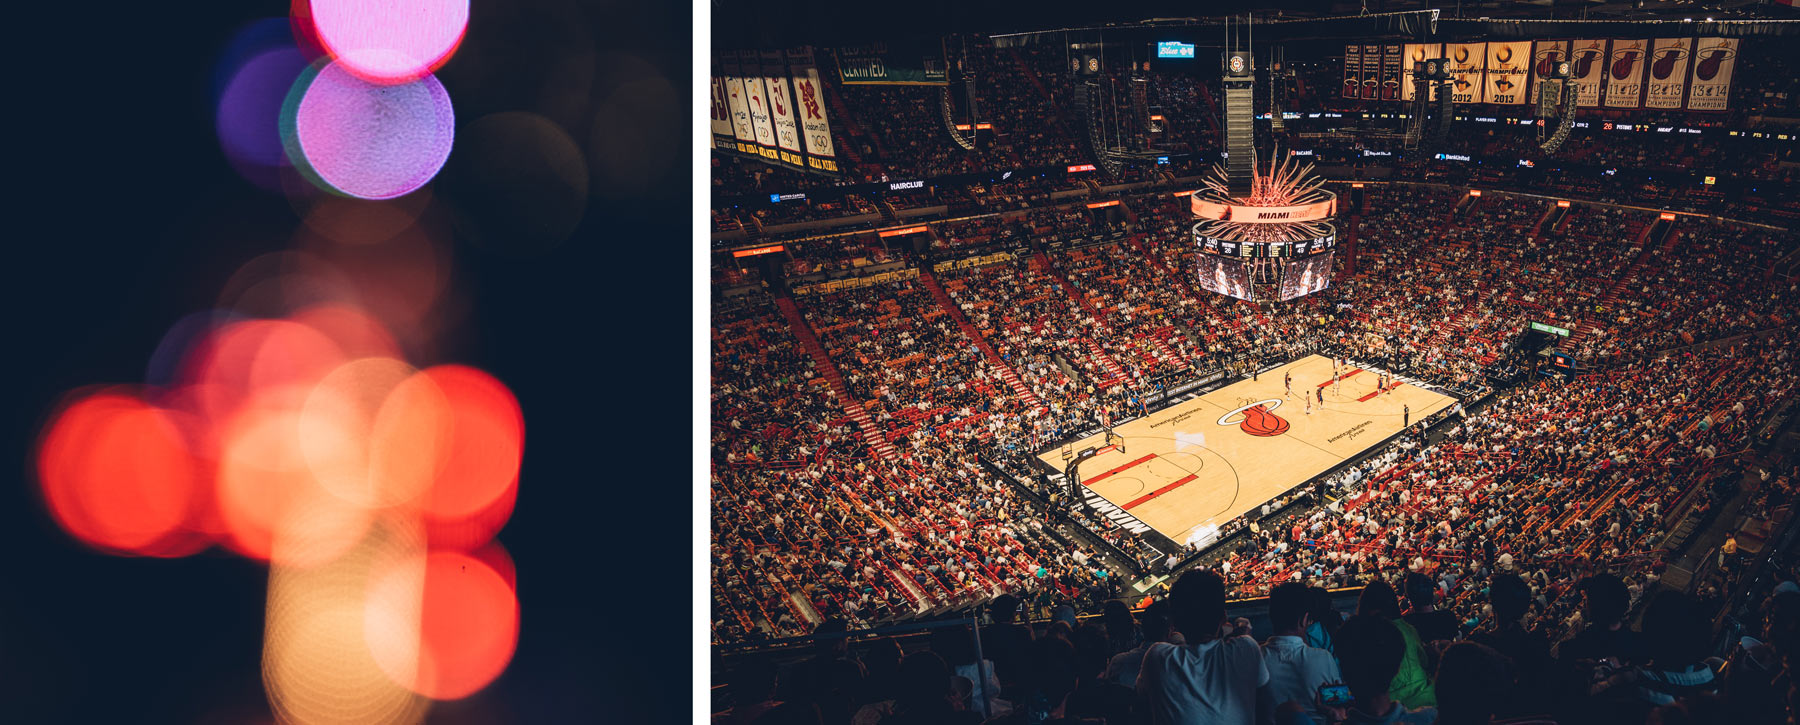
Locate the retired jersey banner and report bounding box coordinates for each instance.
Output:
[710,76,736,151]
[1485,42,1530,105]
[1645,38,1694,110]
[760,50,807,172]
[1446,43,1486,104]
[1401,43,1444,101]
[1530,40,1571,110]
[787,47,840,175]
[834,39,948,85]
[743,73,780,162]
[1381,44,1403,101]
[1360,45,1382,100]
[723,53,759,156]
[1570,39,1608,108]
[1687,38,1739,111]
[1604,39,1648,108]
[1343,45,1362,99]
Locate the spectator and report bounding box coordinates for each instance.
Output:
[1632,591,1720,711]
[1137,570,1274,725]
[1469,572,1552,718]
[1330,614,1439,725]
[1555,574,1645,665]
[1263,582,1344,724]
[1106,599,1175,690]
[1357,580,1436,709]
[1433,642,1511,725]
[881,652,982,725]
[1401,572,1459,645]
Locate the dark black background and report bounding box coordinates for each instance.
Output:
[2,0,689,722]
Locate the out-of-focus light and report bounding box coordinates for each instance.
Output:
[218,46,311,192]
[217,401,371,565]
[300,357,419,509]
[285,61,454,200]
[265,518,430,725]
[292,304,403,359]
[299,189,434,247]
[413,366,523,523]
[369,548,518,700]
[37,392,197,555]
[303,0,469,84]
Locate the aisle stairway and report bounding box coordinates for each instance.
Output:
[774,296,900,462]
[916,268,1045,410]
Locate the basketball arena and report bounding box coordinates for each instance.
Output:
[710,5,1800,724]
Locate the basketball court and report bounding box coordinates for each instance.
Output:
[1039,354,1457,546]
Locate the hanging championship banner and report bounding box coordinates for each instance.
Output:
[1484,42,1530,105]
[742,59,781,162]
[723,52,759,156]
[787,47,840,175]
[1402,43,1444,101]
[1343,45,1362,99]
[1360,45,1382,100]
[1570,39,1608,108]
[1687,38,1739,111]
[1604,39,1648,108]
[760,50,807,171]
[1445,43,1486,104]
[1382,44,1403,101]
[1530,40,1571,110]
[709,72,736,152]
[1645,38,1694,110]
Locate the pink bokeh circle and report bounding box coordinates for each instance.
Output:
[306,0,469,83]
[290,61,454,200]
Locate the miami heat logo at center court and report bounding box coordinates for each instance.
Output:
[1218,398,1290,437]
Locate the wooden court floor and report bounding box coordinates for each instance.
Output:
[1039,355,1457,546]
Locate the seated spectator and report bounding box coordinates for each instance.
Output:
[1330,614,1439,725]
[1136,570,1273,725]
[1263,582,1344,724]
[1065,624,1136,724]
[984,636,1098,725]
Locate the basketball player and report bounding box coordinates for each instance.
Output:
[1284,371,1292,397]
[1317,386,1325,408]
[1305,396,1313,415]
[1403,404,1410,427]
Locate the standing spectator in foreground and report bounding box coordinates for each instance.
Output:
[1432,642,1510,725]
[1357,580,1436,709]
[1468,572,1552,718]
[1554,574,1644,665]
[1329,615,1439,725]
[1401,573,1459,645]
[1263,582,1344,724]
[1106,600,1175,690]
[879,652,982,725]
[1136,570,1274,725]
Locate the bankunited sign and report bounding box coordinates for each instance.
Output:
[1190,196,1337,224]
[1531,321,1572,337]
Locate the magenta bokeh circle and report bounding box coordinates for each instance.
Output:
[308,0,469,83]
[292,61,454,200]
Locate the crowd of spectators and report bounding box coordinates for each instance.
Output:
[718,549,1800,724]
[712,179,1800,660]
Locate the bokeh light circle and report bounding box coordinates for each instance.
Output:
[306,0,469,83]
[286,60,454,200]
[414,365,523,523]
[217,47,310,192]
[368,548,518,700]
[37,392,198,555]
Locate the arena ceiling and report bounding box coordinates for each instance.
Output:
[712,0,1800,49]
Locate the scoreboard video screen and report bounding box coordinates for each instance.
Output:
[1278,251,1334,301]
[1197,255,1254,301]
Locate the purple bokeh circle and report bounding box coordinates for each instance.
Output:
[293,61,454,200]
[218,47,310,191]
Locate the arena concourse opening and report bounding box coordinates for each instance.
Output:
[709,5,1800,725]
